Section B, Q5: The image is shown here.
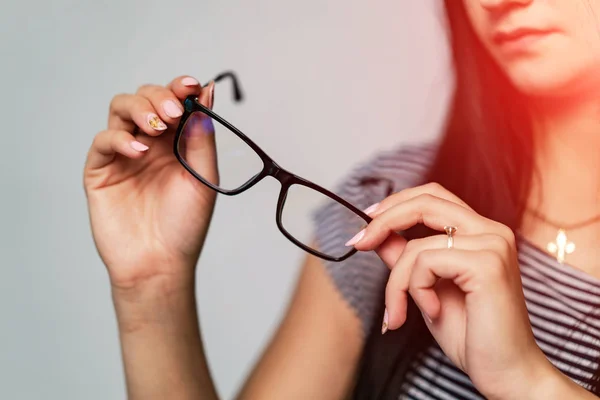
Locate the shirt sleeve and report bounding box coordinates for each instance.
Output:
[312,143,436,336]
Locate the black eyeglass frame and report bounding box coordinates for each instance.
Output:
[173,71,373,262]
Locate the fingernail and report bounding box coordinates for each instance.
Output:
[345,229,365,247]
[181,76,199,86]
[381,309,389,335]
[147,114,167,131]
[130,141,149,152]
[163,100,183,118]
[363,203,380,215]
[209,81,215,109]
[422,311,433,324]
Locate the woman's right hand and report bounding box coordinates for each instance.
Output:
[84,75,218,291]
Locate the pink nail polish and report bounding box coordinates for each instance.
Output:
[181,77,199,86]
[163,100,183,118]
[345,229,365,247]
[363,203,380,215]
[147,114,167,131]
[130,141,149,152]
[422,311,433,324]
[209,81,215,109]
[382,309,389,335]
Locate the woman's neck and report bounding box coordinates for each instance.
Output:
[521,95,600,274]
[529,96,600,212]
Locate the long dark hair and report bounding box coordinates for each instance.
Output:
[353,0,600,397]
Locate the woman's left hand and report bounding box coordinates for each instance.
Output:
[348,183,556,399]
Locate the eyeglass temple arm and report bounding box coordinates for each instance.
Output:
[211,71,244,102]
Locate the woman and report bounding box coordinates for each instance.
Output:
[84,0,600,398]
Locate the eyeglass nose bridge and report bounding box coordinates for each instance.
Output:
[266,161,294,185]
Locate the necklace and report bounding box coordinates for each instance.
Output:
[525,208,600,264]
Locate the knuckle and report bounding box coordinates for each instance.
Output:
[91,130,107,145]
[417,193,435,202]
[109,93,127,111]
[136,83,160,95]
[503,226,517,246]
[487,233,511,255]
[416,193,438,208]
[403,238,419,254]
[424,181,445,194]
[495,223,515,245]
[414,250,430,268]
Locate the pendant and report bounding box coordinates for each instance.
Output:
[547,229,576,264]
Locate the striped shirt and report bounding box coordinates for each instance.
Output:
[313,143,600,399]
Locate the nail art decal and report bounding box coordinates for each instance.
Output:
[382,308,389,335]
[148,114,167,131]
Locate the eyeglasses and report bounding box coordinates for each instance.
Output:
[173,71,373,262]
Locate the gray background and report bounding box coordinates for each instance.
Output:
[1,1,451,398]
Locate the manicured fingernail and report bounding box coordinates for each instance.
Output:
[130,141,149,152]
[163,100,183,118]
[345,229,365,247]
[363,203,380,215]
[147,114,167,131]
[382,309,389,335]
[210,81,215,109]
[181,76,199,86]
[422,311,433,324]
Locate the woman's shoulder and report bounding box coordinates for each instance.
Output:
[333,140,439,207]
[312,141,439,336]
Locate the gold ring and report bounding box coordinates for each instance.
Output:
[444,226,457,249]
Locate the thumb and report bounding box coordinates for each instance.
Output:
[178,82,218,183]
[374,234,407,269]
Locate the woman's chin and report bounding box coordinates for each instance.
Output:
[507,62,600,101]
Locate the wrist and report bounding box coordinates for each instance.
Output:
[111,275,197,334]
[523,357,558,400]
[105,249,199,293]
[517,356,574,400]
[483,348,553,400]
[527,363,593,400]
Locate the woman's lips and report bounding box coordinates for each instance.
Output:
[492,27,558,54]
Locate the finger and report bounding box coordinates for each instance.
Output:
[166,76,214,121]
[179,83,218,178]
[384,234,508,330]
[363,182,473,266]
[136,84,186,125]
[351,194,496,252]
[407,248,505,322]
[85,129,149,170]
[108,94,168,136]
[197,80,214,110]
[374,234,408,268]
[166,75,204,100]
[365,182,473,218]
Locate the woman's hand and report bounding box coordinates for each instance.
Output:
[347,183,555,399]
[84,75,217,291]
